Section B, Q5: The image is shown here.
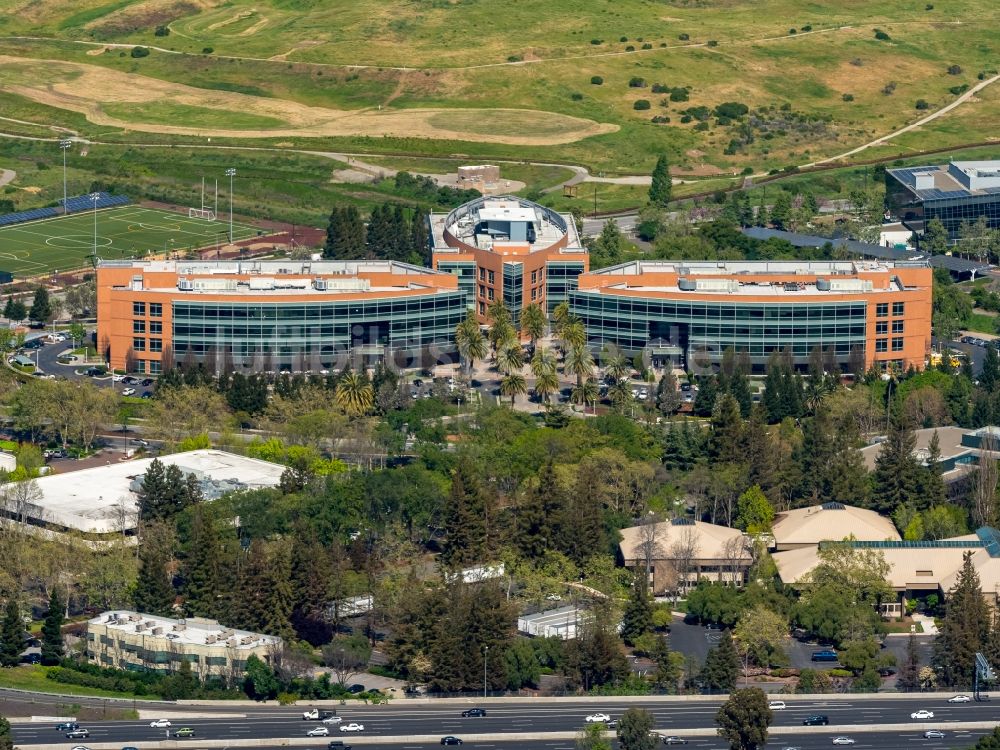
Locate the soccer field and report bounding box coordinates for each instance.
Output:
[0,206,262,277]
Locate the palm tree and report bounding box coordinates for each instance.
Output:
[560,318,586,355]
[533,368,559,403]
[531,346,557,378]
[499,372,528,406]
[571,377,600,412]
[608,379,634,410]
[603,353,630,384]
[487,298,511,328]
[551,301,570,339]
[564,342,594,387]
[520,302,547,348]
[335,371,374,417]
[455,314,487,374]
[488,318,516,356]
[495,341,525,376]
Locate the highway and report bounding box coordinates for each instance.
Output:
[12,696,999,747]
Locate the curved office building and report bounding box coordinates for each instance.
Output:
[569,260,933,372]
[97,260,468,373]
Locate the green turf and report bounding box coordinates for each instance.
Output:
[0,205,259,277]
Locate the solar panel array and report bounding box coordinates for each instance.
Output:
[0,192,131,229]
[887,166,1000,201]
[820,539,985,550]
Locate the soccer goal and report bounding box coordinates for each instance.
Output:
[188,207,217,221]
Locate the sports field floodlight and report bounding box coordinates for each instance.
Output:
[90,192,101,259]
[59,139,72,214]
[225,167,236,243]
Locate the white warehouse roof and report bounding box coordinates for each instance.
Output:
[3,450,285,534]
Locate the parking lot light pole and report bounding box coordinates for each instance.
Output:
[483,645,488,699]
[59,139,72,214]
[90,192,101,259]
[225,167,236,243]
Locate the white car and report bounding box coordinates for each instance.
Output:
[306,727,329,737]
[911,710,934,720]
[340,723,365,733]
[768,701,786,710]
[149,719,171,728]
[113,374,126,382]
[585,713,612,723]
[321,716,343,725]
[122,387,136,396]
[831,738,855,746]
[948,694,972,703]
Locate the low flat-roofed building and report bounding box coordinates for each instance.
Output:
[518,606,593,640]
[86,610,282,680]
[886,160,1000,240]
[619,517,752,595]
[771,502,901,551]
[862,426,1000,489]
[569,259,932,373]
[1,449,284,534]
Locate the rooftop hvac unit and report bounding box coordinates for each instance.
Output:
[314,278,327,291]
[129,614,142,621]
[205,634,218,644]
[173,623,186,632]
[678,278,697,291]
[177,278,193,291]
[240,636,255,645]
[151,627,163,636]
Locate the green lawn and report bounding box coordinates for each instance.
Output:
[0,665,144,699]
[0,205,260,278]
[965,312,998,335]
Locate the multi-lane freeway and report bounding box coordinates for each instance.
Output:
[11,696,999,748]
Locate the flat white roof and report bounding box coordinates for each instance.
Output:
[90,610,282,648]
[478,201,537,224]
[7,450,284,534]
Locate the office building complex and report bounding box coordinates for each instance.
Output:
[430,195,588,326]
[96,260,468,373]
[87,611,281,680]
[569,260,932,372]
[886,160,1000,240]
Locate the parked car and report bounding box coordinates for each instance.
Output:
[122,746,139,750]
[21,653,41,664]
[347,683,366,694]
[461,708,486,718]
[802,715,829,726]
[811,650,838,662]
[121,388,136,396]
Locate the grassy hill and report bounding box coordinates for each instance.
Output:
[0,0,998,177]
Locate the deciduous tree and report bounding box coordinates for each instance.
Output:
[715,687,773,750]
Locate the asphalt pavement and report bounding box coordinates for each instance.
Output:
[12,697,997,746]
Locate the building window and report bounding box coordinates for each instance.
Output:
[531,270,538,284]
[149,338,163,353]
[149,360,162,374]
[150,321,163,334]
[876,302,889,317]
[135,360,146,374]
[478,301,486,316]
[892,337,904,351]
[892,320,904,333]
[479,268,485,281]
[149,303,163,317]
[487,270,495,284]
[133,320,146,333]
[132,338,146,352]
[876,338,888,353]
[876,322,888,335]
[132,302,146,316]
[531,288,537,300]
[893,301,905,316]
[487,288,494,301]
[479,284,485,298]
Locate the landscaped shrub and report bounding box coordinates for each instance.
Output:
[625,45,635,51]
[620,36,628,42]
[642,43,652,49]
[633,99,651,110]
[789,28,797,34]
[590,76,604,85]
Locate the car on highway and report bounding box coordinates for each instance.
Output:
[768,701,786,710]
[122,387,136,396]
[924,730,946,739]
[440,737,463,746]
[307,727,330,737]
[321,716,343,724]
[461,708,486,717]
[149,720,171,728]
[173,728,195,738]
[56,723,79,732]
[831,738,855,746]
[70,746,91,750]
[303,709,321,720]
[802,715,829,726]
[123,745,140,750]
[328,742,351,750]
[66,730,90,739]
[340,723,365,733]
[585,713,612,723]
[948,694,972,703]
[662,737,688,745]
[911,710,935,720]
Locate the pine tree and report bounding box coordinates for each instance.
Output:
[231,540,293,639]
[441,460,489,569]
[0,599,22,668]
[0,714,12,750]
[28,286,52,324]
[410,209,430,264]
[700,629,740,692]
[323,206,366,260]
[871,420,923,514]
[560,468,608,566]
[656,371,681,416]
[649,155,672,207]
[289,527,334,645]
[982,347,1000,394]
[693,375,718,417]
[933,552,991,688]
[182,505,231,619]
[621,567,654,646]
[651,634,681,692]
[918,430,947,508]
[40,589,64,666]
[134,521,176,616]
[744,405,776,493]
[709,393,743,465]
[137,459,168,522]
[516,461,562,561]
[897,633,920,692]
[365,203,391,259]
[391,204,408,261]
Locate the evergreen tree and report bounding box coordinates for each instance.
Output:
[559,466,608,566]
[825,413,871,507]
[656,371,681,416]
[921,217,950,254]
[693,375,719,418]
[134,521,176,616]
[933,552,991,688]
[918,430,947,508]
[0,599,22,667]
[391,204,408,260]
[0,714,12,750]
[365,203,392,259]
[769,191,792,230]
[137,459,168,522]
[896,633,920,692]
[28,286,52,324]
[709,393,743,465]
[871,420,924,514]
[181,505,232,619]
[516,461,562,561]
[649,155,672,207]
[982,347,1000,394]
[651,634,681,692]
[744,405,776,493]
[289,527,335,645]
[231,540,294,639]
[621,567,654,646]
[700,629,740,692]
[618,708,657,750]
[40,589,64,666]
[441,460,490,569]
[323,206,366,260]
[410,209,430,264]
[715,687,773,750]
